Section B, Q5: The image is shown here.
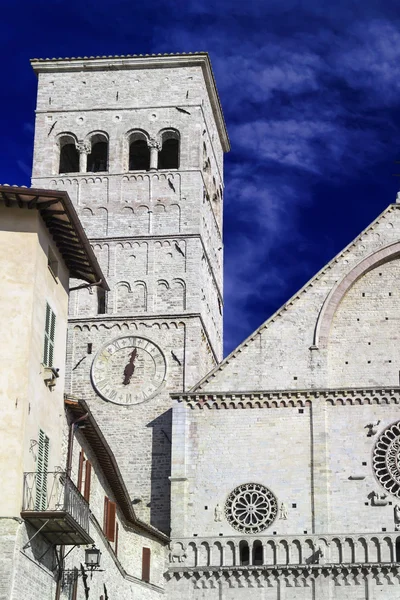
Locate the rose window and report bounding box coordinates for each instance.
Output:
[373,421,400,498]
[224,483,278,533]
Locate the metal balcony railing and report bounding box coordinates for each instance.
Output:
[21,472,92,545]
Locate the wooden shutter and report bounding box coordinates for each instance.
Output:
[36,430,50,510]
[103,497,109,534]
[115,522,119,556]
[83,461,92,502]
[142,547,151,582]
[43,303,56,367]
[103,496,116,541]
[77,450,85,492]
[107,501,116,542]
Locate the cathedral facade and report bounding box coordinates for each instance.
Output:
[20,52,400,598]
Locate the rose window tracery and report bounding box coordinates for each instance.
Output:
[373,421,400,498]
[224,483,278,533]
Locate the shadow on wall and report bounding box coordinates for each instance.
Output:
[25,522,56,571]
[147,409,172,534]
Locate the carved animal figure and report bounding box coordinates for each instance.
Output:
[169,542,187,563]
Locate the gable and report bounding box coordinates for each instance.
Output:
[194,202,400,393]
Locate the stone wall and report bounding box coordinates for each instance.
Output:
[197,202,400,393]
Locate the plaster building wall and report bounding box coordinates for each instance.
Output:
[0,204,73,600]
[0,206,70,514]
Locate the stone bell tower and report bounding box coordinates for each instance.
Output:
[30,53,229,533]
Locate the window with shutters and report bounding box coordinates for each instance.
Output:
[43,303,56,367]
[36,429,50,510]
[142,547,151,582]
[103,497,116,541]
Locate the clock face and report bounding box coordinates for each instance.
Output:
[91,335,166,405]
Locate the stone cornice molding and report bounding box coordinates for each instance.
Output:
[166,563,400,587]
[31,53,230,153]
[171,387,400,409]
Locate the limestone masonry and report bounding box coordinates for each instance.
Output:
[2,52,400,599]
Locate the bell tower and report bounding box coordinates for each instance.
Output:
[30,53,229,533]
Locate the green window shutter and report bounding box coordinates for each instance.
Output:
[36,429,50,510]
[43,303,56,367]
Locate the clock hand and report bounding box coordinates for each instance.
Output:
[123,348,137,385]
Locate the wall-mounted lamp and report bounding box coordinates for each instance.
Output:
[85,545,102,571]
[61,545,103,588]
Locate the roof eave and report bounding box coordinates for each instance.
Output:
[0,185,109,290]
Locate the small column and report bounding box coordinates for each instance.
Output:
[233,541,239,566]
[147,137,161,171]
[77,140,91,173]
[262,543,268,565]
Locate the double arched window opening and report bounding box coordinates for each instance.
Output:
[59,133,109,175]
[128,130,180,172]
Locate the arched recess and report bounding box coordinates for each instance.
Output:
[128,130,150,171]
[115,281,132,313]
[58,134,79,174]
[87,132,108,172]
[314,242,400,349]
[158,129,180,169]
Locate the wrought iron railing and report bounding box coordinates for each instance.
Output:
[22,472,90,533]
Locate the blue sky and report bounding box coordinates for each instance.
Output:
[2,0,400,355]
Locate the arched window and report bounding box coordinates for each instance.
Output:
[87,134,108,172]
[97,288,106,314]
[129,132,150,171]
[396,537,400,562]
[239,541,249,566]
[158,130,179,170]
[253,541,263,565]
[59,135,79,174]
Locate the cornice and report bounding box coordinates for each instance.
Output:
[171,386,400,409]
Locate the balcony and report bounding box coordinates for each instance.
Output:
[21,472,93,545]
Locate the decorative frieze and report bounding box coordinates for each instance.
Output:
[172,387,400,409]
